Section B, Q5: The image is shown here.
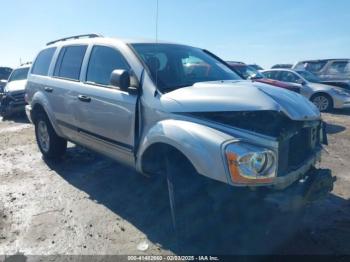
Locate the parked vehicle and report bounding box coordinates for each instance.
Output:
[262,69,350,111]
[25,34,333,226]
[227,62,300,93]
[0,67,13,93]
[271,64,293,69]
[0,64,30,118]
[293,59,350,81]
[321,80,350,91]
[247,64,263,71]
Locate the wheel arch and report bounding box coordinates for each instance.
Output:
[136,119,233,184]
[310,92,334,110]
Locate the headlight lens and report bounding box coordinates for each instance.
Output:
[333,88,350,96]
[225,142,277,184]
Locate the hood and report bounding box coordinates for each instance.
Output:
[4,80,27,93]
[162,80,320,121]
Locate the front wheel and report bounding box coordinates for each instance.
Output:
[311,94,333,112]
[34,113,67,159]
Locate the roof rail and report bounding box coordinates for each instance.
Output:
[20,61,32,66]
[46,33,103,46]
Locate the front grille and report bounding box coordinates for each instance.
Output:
[9,92,25,103]
[278,124,321,176]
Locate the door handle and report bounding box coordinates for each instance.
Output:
[44,87,53,93]
[78,95,91,103]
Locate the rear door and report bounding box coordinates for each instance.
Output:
[49,45,88,140]
[73,45,138,162]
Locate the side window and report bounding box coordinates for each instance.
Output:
[54,45,87,80]
[31,47,56,76]
[328,61,349,74]
[304,61,327,73]
[279,72,299,83]
[86,46,129,86]
[263,71,278,79]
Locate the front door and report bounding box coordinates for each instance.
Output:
[74,45,138,164]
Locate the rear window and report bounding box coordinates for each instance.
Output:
[54,45,87,80]
[31,48,56,76]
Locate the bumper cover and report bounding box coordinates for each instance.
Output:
[264,168,335,211]
[0,92,26,116]
[25,104,33,123]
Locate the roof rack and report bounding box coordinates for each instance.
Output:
[20,61,32,66]
[46,33,103,46]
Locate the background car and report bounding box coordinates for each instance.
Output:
[271,64,293,69]
[0,64,30,118]
[0,67,13,94]
[247,64,263,70]
[262,69,350,111]
[293,59,350,81]
[227,62,300,93]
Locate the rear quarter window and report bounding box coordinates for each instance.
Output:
[31,47,56,76]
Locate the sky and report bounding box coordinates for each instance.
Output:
[1,0,349,68]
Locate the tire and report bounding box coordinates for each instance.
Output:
[34,112,67,159]
[163,150,215,242]
[311,94,333,112]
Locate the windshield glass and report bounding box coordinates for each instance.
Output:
[132,43,241,92]
[232,65,265,79]
[297,70,321,83]
[8,67,30,82]
[0,67,12,80]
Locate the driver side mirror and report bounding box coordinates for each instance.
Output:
[296,78,307,85]
[110,69,131,91]
[110,69,139,92]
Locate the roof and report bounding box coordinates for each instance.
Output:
[297,59,350,63]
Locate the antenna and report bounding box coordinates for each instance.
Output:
[155,0,159,43]
[154,0,159,92]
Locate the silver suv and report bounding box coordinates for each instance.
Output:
[293,59,350,81]
[25,34,333,214]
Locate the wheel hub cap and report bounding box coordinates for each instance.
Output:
[38,121,50,152]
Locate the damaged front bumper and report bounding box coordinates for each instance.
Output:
[0,91,26,117]
[264,168,335,211]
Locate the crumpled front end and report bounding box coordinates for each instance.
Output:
[187,110,327,190]
[0,90,26,117]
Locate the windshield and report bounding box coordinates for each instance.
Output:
[132,43,241,92]
[8,67,30,82]
[232,65,265,79]
[0,67,12,80]
[297,70,321,83]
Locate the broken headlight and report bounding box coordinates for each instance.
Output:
[225,142,277,185]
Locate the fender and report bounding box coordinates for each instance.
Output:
[30,91,64,137]
[136,119,236,184]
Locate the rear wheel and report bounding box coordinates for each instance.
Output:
[34,113,67,159]
[311,94,333,112]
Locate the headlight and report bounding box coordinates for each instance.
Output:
[332,88,350,96]
[225,142,277,185]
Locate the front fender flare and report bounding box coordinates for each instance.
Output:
[137,119,235,184]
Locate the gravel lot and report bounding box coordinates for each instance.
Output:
[0,110,350,256]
